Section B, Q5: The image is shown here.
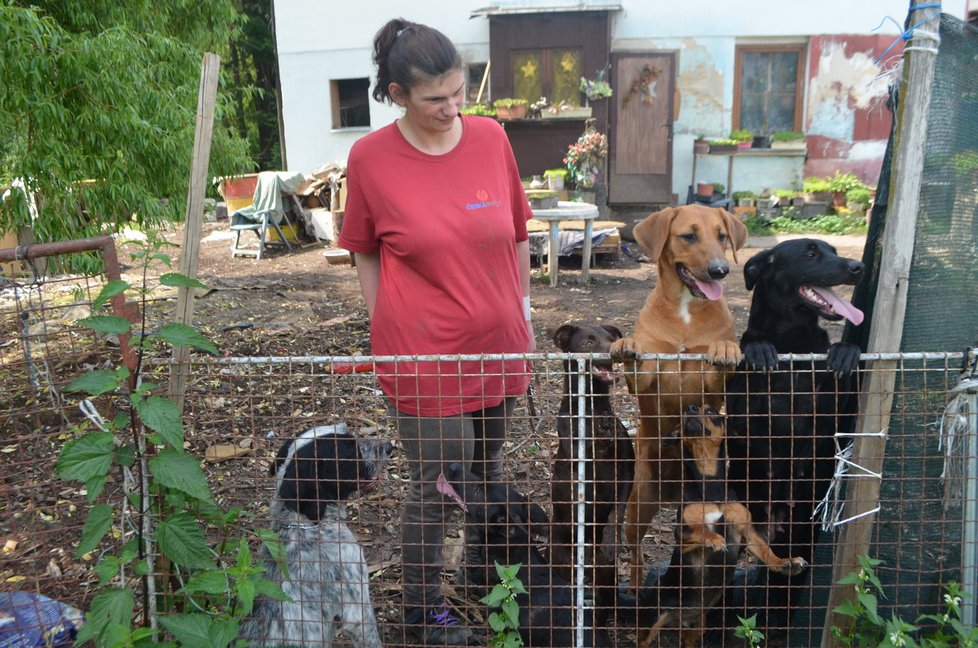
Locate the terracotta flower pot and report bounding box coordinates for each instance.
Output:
[495,104,527,120]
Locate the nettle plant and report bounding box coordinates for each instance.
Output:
[481,562,526,648]
[831,554,978,648]
[56,235,286,647]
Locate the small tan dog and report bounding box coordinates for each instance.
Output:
[611,204,748,593]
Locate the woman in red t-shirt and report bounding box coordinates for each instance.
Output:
[338,17,534,645]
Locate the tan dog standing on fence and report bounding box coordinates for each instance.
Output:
[611,204,748,594]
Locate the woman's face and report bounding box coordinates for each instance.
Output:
[391,69,465,134]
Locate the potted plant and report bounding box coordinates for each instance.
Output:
[563,125,609,193]
[845,186,872,214]
[827,172,864,210]
[543,168,569,191]
[580,73,613,104]
[695,181,714,199]
[693,135,710,154]
[771,130,807,150]
[730,129,754,150]
[461,104,496,118]
[711,182,726,196]
[493,97,529,121]
[803,176,834,203]
[732,190,756,207]
[526,189,560,210]
[708,138,739,153]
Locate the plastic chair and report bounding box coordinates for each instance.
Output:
[230,210,295,260]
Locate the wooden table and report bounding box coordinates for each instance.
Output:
[531,201,599,286]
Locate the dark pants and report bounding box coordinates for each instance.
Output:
[392,397,517,608]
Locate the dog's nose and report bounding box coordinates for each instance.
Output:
[685,404,701,414]
[847,260,865,276]
[707,261,729,280]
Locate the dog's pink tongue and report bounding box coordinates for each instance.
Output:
[694,277,724,301]
[811,286,864,325]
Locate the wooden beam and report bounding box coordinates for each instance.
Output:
[169,53,220,411]
[820,3,940,645]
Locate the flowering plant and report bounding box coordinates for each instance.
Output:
[579,76,613,102]
[563,126,608,190]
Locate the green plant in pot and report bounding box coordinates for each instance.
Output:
[730,129,754,149]
[827,172,865,209]
[543,168,568,191]
[492,97,529,120]
[708,138,739,152]
[461,103,496,117]
[771,130,806,149]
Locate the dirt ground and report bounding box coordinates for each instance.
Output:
[190,220,866,354]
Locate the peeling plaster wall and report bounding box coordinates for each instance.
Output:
[804,35,900,184]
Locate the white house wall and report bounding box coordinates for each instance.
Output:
[273,1,967,196]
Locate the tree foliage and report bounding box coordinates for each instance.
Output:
[0,0,253,242]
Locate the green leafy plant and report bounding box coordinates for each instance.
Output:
[730,128,754,142]
[771,130,806,142]
[827,171,865,194]
[803,176,834,195]
[543,168,569,179]
[56,233,286,647]
[481,562,527,648]
[709,138,739,146]
[493,97,529,109]
[732,190,755,200]
[830,555,978,648]
[735,614,765,648]
[579,75,613,102]
[846,186,872,206]
[746,213,868,236]
[711,182,726,194]
[462,104,497,117]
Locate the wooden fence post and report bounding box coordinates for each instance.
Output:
[170,53,220,411]
[819,3,940,645]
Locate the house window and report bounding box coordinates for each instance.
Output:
[733,44,805,134]
[466,63,489,104]
[510,48,582,106]
[331,77,370,129]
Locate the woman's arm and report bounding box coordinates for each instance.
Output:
[354,251,381,319]
[516,239,536,353]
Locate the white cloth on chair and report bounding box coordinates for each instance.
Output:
[230,171,311,225]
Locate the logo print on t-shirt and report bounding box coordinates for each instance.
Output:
[466,188,501,211]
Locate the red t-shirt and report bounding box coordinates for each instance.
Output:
[339,115,532,416]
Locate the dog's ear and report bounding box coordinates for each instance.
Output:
[552,323,578,351]
[600,324,623,341]
[632,208,676,263]
[715,207,748,263]
[743,248,773,291]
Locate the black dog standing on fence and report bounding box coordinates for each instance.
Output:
[239,425,393,648]
[437,463,612,648]
[724,238,864,624]
[548,323,634,628]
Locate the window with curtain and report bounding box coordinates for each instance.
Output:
[733,44,806,134]
[510,48,582,106]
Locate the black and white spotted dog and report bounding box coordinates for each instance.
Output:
[239,424,394,647]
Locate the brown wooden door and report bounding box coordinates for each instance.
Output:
[609,52,675,204]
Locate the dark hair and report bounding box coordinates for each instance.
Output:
[371,18,462,104]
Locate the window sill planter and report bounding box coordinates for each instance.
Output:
[736,141,753,150]
[771,140,807,150]
[496,104,528,121]
[693,139,710,154]
[709,144,738,153]
[542,106,592,120]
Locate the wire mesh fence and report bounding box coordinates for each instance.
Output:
[2,268,976,648]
